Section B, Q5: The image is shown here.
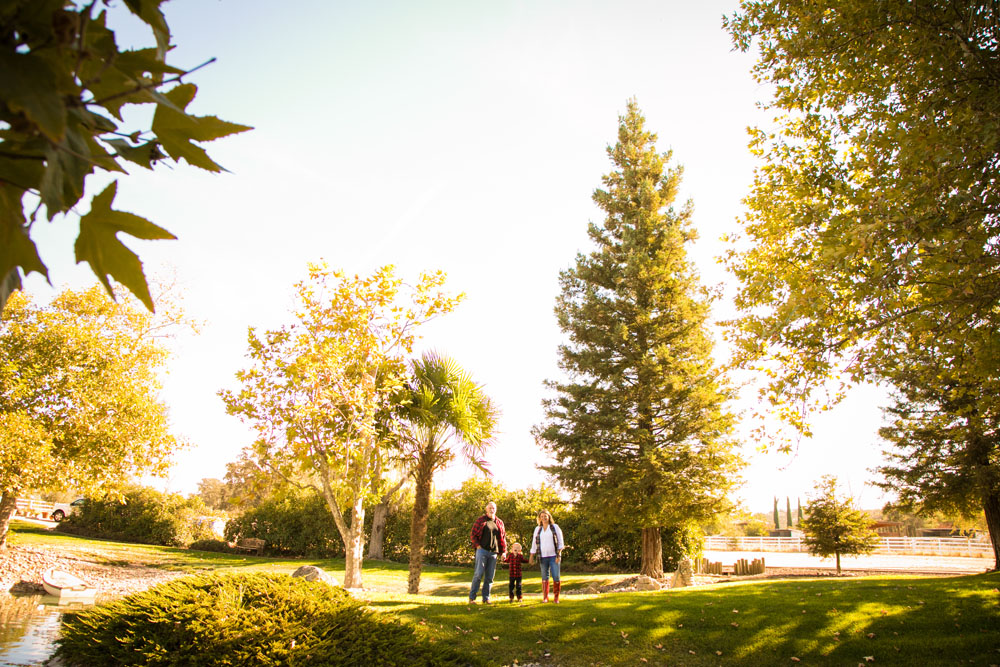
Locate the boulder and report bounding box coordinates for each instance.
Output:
[635,575,662,591]
[670,558,694,588]
[291,565,339,586]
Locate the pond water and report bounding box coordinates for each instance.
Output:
[0,594,88,667]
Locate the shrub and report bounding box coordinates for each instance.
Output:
[187,538,231,553]
[55,572,484,666]
[57,486,216,547]
[224,488,344,557]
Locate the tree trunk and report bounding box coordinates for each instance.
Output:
[640,526,663,578]
[367,501,390,560]
[343,496,366,589]
[407,450,437,594]
[983,486,1000,571]
[0,491,18,550]
[835,550,841,574]
[367,477,407,560]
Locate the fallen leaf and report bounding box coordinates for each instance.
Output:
[732,609,740,613]
[731,622,739,628]
[867,633,875,639]
[620,631,628,639]
[536,640,544,644]
[654,644,663,650]
[716,650,723,656]
[791,658,800,663]
[864,657,875,663]
[640,659,648,664]
[689,650,696,655]
[593,618,597,623]
[677,623,683,627]
[491,636,499,641]
[611,621,617,626]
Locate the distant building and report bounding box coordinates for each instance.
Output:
[871,521,904,538]
[768,529,804,538]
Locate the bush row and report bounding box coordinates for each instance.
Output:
[57,485,219,547]
[225,478,702,571]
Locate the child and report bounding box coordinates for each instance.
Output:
[501,543,527,602]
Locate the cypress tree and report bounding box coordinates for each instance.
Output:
[787,496,793,528]
[773,497,780,530]
[535,101,741,578]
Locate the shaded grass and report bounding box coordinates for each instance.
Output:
[10,521,1000,664]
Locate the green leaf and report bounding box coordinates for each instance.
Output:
[122,0,171,59]
[39,117,98,216]
[0,183,48,284]
[104,139,165,170]
[0,51,67,141]
[151,84,253,172]
[75,181,176,311]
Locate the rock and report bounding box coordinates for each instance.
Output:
[635,575,662,591]
[670,558,694,588]
[290,565,339,586]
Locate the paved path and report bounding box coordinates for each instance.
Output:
[704,549,992,574]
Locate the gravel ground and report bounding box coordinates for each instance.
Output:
[1,545,188,601]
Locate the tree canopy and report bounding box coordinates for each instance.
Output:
[220,264,461,588]
[723,0,1000,569]
[0,286,186,547]
[0,0,251,312]
[535,101,741,578]
[801,476,878,573]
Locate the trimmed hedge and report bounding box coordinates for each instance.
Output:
[57,486,217,547]
[55,572,485,667]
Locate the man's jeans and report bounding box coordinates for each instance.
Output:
[469,547,498,601]
[539,555,560,582]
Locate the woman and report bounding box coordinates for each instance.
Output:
[528,509,565,603]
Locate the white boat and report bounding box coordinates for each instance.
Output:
[41,568,97,602]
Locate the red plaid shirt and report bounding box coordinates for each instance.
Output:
[470,513,507,553]
[502,552,526,578]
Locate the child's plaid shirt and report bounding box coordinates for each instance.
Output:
[502,552,527,578]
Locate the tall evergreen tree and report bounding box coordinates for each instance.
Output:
[786,496,793,528]
[535,101,741,578]
[773,497,780,530]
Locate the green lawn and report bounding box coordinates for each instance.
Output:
[8,521,1000,665]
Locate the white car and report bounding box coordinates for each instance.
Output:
[51,498,85,522]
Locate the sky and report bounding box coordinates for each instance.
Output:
[23,0,894,513]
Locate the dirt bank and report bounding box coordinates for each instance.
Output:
[1,545,188,601]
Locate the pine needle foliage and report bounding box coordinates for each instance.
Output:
[55,572,483,667]
[535,101,741,577]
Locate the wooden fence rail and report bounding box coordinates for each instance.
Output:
[704,535,992,558]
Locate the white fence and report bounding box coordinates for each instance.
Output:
[704,535,993,558]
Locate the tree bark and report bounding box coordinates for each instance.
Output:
[343,495,366,589]
[640,526,664,578]
[835,550,842,574]
[982,486,1000,571]
[367,501,390,560]
[407,449,437,594]
[0,491,18,550]
[367,476,407,560]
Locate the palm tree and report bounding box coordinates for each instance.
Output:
[400,352,498,594]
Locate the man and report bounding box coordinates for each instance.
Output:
[468,500,506,604]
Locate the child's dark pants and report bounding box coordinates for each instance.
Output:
[508,576,522,600]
